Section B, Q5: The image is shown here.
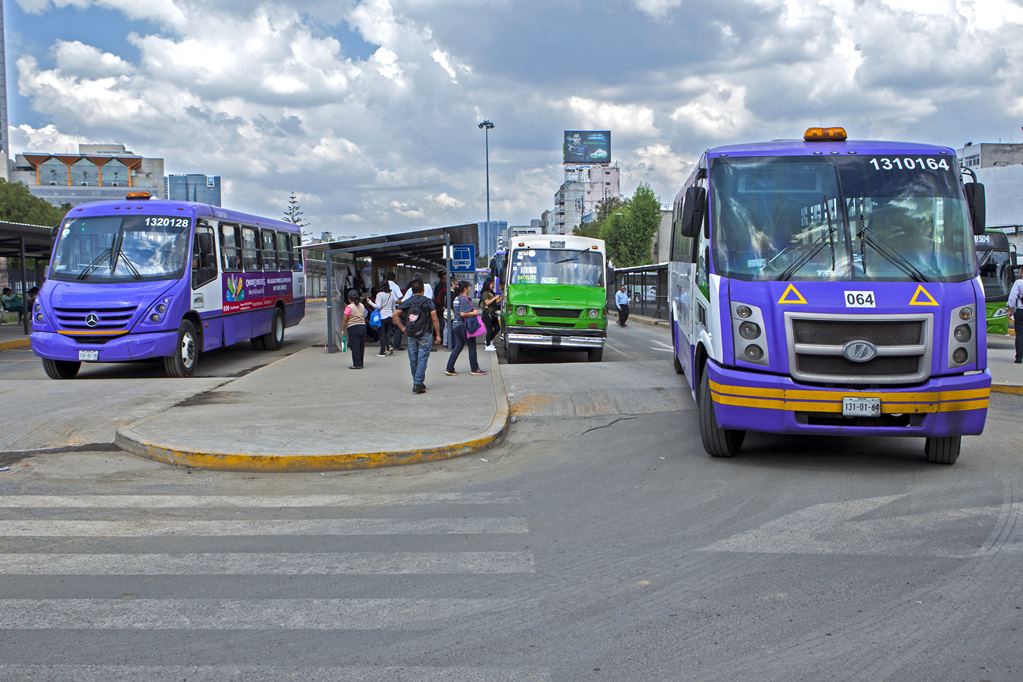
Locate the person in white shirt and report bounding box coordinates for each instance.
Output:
[614,285,630,327]
[1008,267,1023,364]
[374,286,397,356]
[386,273,405,350]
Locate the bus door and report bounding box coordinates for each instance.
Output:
[191,220,223,350]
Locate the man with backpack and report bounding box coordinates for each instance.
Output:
[392,279,442,394]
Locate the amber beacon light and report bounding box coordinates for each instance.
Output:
[803,127,848,142]
[124,191,152,200]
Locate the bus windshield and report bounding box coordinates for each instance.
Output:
[52,215,192,282]
[509,248,604,287]
[976,239,1014,300]
[710,155,975,282]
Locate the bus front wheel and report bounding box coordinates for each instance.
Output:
[506,341,520,364]
[699,370,744,457]
[261,308,285,351]
[924,436,961,465]
[587,347,603,362]
[42,358,80,380]
[165,320,199,378]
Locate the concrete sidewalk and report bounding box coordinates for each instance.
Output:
[987,334,1022,394]
[116,341,509,472]
[0,320,30,351]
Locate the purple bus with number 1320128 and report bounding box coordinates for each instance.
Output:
[30,193,306,378]
[669,127,990,465]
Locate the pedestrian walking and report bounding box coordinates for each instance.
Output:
[445,280,487,377]
[615,284,630,327]
[341,290,367,369]
[480,277,502,351]
[392,279,441,394]
[386,272,405,351]
[374,286,397,357]
[1008,266,1023,364]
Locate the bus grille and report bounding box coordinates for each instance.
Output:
[533,308,581,318]
[53,306,137,330]
[786,313,931,385]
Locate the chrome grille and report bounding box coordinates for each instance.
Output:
[53,305,137,330]
[785,312,932,385]
[533,308,581,318]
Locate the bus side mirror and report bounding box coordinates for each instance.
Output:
[680,186,706,239]
[964,182,986,235]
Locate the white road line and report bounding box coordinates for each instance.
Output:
[0,666,553,682]
[0,599,521,630]
[0,493,522,508]
[651,339,674,350]
[603,341,634,360]
[0,552,536,575]
[0,517,529,537]
[649,347,674,353]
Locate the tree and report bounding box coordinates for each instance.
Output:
[572,196,623,240]
[603,185,661,268]
[572,219,602,239]
[0,179,69,226]
[282,192,308,229]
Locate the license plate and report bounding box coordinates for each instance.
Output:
[842,397,881,417]
[78,350,99,361]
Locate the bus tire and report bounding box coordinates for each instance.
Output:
[587,347,603,362]
[42,358,80,380]
[506,341,520,364]
[699,369,744,457]
[673,352,683,375]
[261,307,285,350]
[164,319,199,378]
[924,436,961,465]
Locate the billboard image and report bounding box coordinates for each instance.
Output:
[564,130,611,164]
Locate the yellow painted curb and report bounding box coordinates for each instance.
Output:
[114,360,511,473]
[991,384,1023,396]
[0,337,30,351]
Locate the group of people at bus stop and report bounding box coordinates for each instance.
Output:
[338,271,503,393]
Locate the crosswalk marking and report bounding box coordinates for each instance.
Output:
[0,517,530,536]
[0,551,536,575]
[0,493,522,508]
[0,666,554,682]
[0,598,519,629]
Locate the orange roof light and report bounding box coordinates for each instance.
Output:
[804,127,847,142]
[125,191,152,200]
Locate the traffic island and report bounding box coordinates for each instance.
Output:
[115,346,509,472]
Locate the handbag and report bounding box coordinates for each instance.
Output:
[368,308,382,329]
[466,313,487,338]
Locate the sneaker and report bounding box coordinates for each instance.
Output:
[348,365,363,370]
[445,370,458,376]
[375,353,387,358]
[470,369,487,376]
[386,349,394,356]
[413,384,426,394]
[485,344,497,352]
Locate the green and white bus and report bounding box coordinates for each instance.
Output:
[502,235,608,363]
[975,231,1017,335]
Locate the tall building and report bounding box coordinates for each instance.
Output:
[957,142,1023,169]
[0,2,9,180]
[10,144,165,206]
[549,164,621,235]
[166,173,222,206]
[552,181,585,234]
[476,220,508,258]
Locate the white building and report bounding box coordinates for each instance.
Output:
[957,142,1023,169]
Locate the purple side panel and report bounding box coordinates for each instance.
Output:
[223,313,252,346]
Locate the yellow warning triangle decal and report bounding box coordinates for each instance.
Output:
[777,283,807,305]
[908,284,938,306]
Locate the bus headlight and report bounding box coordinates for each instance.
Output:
[731,302,769,366]
[952,348,968,364]
[954,324,972,343]
[948,304,976,367]
[588,309,600,318]
[744,345,765,361]
[738,321,761,340]
[516,306,527,316]
[736,305,753,319]
[993,307,1008,319]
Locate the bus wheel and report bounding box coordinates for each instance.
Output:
[250,336,266,350]
[261,308,285,350]
[165,319,199,378]
[699,370,744,457]
[924,436,961,465]
[506,341,520,364]
[42,358,80,380]
[587,347,603,362]
[673,352,683,375]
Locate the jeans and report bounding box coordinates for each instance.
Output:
[1015,310,1023,361]
[347,324,366,367]
[446,325,480,372]
[379,318,394,354]
[407,334,433,386]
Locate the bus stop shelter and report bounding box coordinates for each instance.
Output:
[300,223,481,352]
[0,221,54,335]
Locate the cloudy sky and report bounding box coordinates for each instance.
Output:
[7,0,1023,236]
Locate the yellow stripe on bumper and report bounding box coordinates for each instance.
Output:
[710,382,989,414]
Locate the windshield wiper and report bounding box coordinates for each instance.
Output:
[776,195,837,281]
[76,247,113,280]
[854,202,928,282]
[555,249,590,264]
[114,251,144,280]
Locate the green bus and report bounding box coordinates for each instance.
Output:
[975,231,1017,335]
[502,235,608,363]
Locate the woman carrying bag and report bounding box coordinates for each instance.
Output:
[479,277,502,352]
[341,290,368,370]
[444,281,487,377]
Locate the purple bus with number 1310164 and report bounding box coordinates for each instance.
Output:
[30,193,306,378]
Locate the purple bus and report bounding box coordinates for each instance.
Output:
[670,128,989,465]
[31,193,306,378]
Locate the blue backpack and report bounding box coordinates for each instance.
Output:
[368,308,382,329]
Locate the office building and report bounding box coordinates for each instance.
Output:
[957,142,1023,169]
[166,173,222,206]
[10,144,165,207]
[477,220,508,258]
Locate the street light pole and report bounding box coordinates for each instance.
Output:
[478,119,494,234]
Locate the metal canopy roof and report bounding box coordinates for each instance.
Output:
[0,221,54,260]
[300,223,479,271]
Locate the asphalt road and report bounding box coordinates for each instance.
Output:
[1,319,1021,680]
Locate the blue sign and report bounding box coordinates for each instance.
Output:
[450,243,477,273]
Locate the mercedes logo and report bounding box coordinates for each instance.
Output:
[85,313,99,328]
[842,340,878,363]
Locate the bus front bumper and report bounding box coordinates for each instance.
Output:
[31,330,179,363]
[505,326,606,348]
[706,361,991,438]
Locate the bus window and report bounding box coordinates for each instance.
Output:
[261,230,278,271]
[192,224,218,288]
[276,232,292,270]
[290,234,304,271]
[241,226,261,272]
[220,224,242,272]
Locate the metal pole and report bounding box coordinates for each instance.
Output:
[485,127,491,227]
[325,250,334,353]
[20,237,29,335]
[444,233,452,349]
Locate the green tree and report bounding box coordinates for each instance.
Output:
[572,196,624,240]
[572,220,602,239]
[603,184,661,268]
[282,192,309,228]
[0,179,69,225]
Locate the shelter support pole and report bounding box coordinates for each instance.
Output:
[444,233,452,349]
[325,254,334,353]
[20,237,29,335]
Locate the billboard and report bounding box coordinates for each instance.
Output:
[563,130,611,165]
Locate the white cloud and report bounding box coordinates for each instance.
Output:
[563,97,658,136]
[10,123,87,153]
[432,192,465,208]
[632,0,682,18]
[53,41,133,78]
